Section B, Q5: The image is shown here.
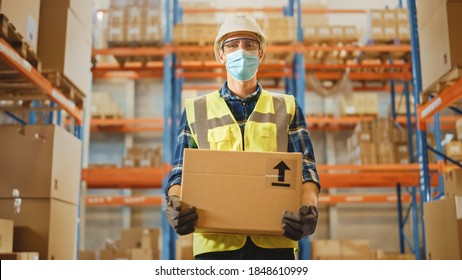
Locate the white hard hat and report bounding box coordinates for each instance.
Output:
[214,13,266,62]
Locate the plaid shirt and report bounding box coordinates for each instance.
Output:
[166,82,320,194]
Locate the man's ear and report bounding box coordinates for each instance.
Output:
[218,49,226,64]
[259,49,265,62]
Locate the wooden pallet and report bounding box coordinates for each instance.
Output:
[41,70,86,108]
[0,14,41,71]
[421,67,462,103]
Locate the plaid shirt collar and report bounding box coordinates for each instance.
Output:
[219,81,262,102]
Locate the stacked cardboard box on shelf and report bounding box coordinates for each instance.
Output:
[348,118,417,165]
[91,92,122,119]
[100,228,161,260]
[0,0,41,53]
[122,146,162,167]
[367,9,410,43]
[369,250,415,260]
[311,240,371,260]
[38,0,93,96]
[417,0,462,92]
[339,93,379,116]
[0,125,82,260]
[108,0,162,45]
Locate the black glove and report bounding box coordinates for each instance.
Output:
[282,205,318,241]
[165,195,198,235]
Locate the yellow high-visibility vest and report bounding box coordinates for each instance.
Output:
[184,89,298,256]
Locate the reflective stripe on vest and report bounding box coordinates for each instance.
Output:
[185,89,298,256]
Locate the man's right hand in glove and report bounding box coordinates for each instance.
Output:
[166,195,198,235]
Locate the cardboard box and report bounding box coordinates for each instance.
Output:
[0,125,82,204]
[78,250,95,260]
[312,240,371,260]
[446,141,462,161]
[0,219,13,253]
[456,118,462,140]
[120,228,160,253]
[0,0,41,52]
[176,234,193,260]
[181,149,302,235]
[341,240,371,260]
[417,0,462,91]
[311,240,341,260]
[424,197,462,259]
[444,169,462,196]
[396,9,409,23]
[40,0,93,29]
[395,143,410,164]
[99,249,129,260]
[129,248,158,260]
[0,252,39,260]
[0,198,78,260]
[38,4,92,95]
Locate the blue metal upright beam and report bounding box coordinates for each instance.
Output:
[408,0,431,259]
[390,80,397,124]
[289,0,309,260]
[161,0,177,260]
[432,112,445,195]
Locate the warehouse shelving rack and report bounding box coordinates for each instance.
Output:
[0,38,84,131]
[86,0,455,260]
[0,36,87,259]
[405,0,462,259]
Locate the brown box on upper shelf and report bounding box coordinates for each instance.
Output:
[38,0,92,95]
[417,0,462,91]
[0,0,41,52]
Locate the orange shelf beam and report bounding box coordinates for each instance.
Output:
[181,7,366,14]
[81,166,170,189]
[417,78,462,129]
[81,164,440,189]
[92,47,167,56]
[90,118,163,133]
[0,38,83,124]
[396,115,462,130]
[304,44,411,52]
[319,171,438,188]
[318,194,412,204]
[92,44,411,56]
[305,62,411,70]
[86,193,410,206]
[86,195,163,206]
[306,115,375,130]
[315,71,411,81]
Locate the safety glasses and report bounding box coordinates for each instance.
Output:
[221,38,260,53]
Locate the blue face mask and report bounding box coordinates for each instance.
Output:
[225,49,259,81]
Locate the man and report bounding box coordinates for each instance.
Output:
[166,13,320,260]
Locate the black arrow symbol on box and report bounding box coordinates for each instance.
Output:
[274,161,290,182]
